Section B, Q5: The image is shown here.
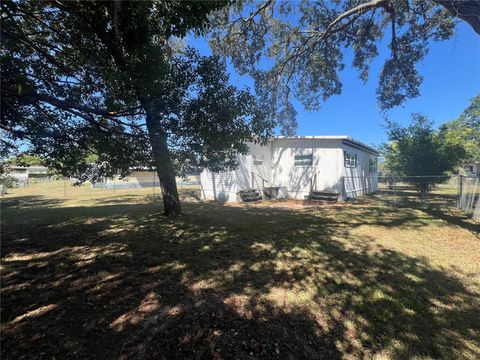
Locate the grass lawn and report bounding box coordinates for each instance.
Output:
[1,181,479,359]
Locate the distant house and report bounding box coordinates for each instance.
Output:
[92,170,161,189]
[93,171,200,189]
[464,161,480,177]
[7,165,49,185]
[200,136,379,202]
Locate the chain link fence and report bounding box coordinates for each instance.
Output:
[343,175,479,220]
[377,175,459,205]
[3,172,479,220]
[1,173,202,200]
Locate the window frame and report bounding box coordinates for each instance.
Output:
[369,158,378,173]
[344,151,357,168]
[294,154,314,167]
[252,154,263,166]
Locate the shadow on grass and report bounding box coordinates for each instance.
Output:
[1,198,479,359]
[373,190,480,235]
[0,195,65,209]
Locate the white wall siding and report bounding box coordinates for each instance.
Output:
[271,138,343,199]
[200,169,238,202]
[249,142,273,186]
[341,142,378,198]
[200,154,252,202]
[9,172,28,182]
[199,137,379,202]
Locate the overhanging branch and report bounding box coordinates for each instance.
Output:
[3,85,140,119]
[434,0,480,35]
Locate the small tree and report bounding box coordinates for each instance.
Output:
[382,114,466,196]
[4,154,45,167]
[440,95,480,166]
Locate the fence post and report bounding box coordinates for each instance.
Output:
[458,175,463,207]
[113,178,116,193]
[64,178,67,197]
[153,171,156,196]
[393,177,397,205]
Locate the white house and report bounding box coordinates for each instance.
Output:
[7,165,49,186]
[200,136,379,202]
[92,172,200,189]
[464,161,480,177]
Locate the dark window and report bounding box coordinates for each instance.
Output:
[253,155,263,166]
[369,158,377,173]
[294,154,313,166]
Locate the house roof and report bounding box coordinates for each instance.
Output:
[273,136,379,155]
[8,165,49,172]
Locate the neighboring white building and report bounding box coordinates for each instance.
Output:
[7,165,49,185]
[464,161,480,177]
[93,172,200,189]
[200,136,379,202]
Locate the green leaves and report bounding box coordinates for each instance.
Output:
[382,114,466,194]
[210,0,458,133]
[170,51,274,175]
[4,154,45,167]
[1,1,273,184]
[439,95,480,163]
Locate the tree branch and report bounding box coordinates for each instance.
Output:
[434,0,480,35]
[319,0,386,40]
[0,123,67,139]
[274,0,387,83]
[3,85,133,119]
[227,0,274,30]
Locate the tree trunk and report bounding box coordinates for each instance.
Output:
[143,101,182,217]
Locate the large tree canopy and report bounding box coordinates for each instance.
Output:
[1,0,273,216]
[210,0,479,135]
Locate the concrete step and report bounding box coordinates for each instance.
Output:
[309,195,337,202]
[239,189,263,202]
[241,195,263,202]
[309,191,338,202]
[311,190,339,196]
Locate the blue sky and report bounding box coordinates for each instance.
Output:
[190,21,480,148]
